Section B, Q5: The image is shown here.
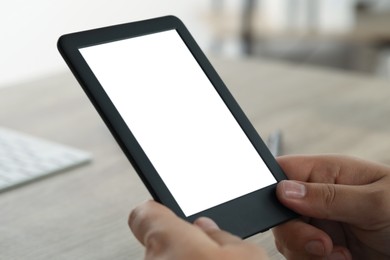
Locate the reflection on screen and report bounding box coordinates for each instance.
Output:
[79,30,276,216]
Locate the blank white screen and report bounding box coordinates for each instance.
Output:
[80,30,276,216]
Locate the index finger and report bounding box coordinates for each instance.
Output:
[277,154,387,185]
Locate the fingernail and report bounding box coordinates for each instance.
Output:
[305,240,325,256]
[328,251,346,260]
[194,217,219,231]
[281,180,306,199]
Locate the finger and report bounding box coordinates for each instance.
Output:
[193,217,220,232]
[129,201,217,250]
[129,202,268,259]
[273,219,353,260]
[277,180,377,226]
[129,200,173,246]
[330,246,353,260]
[272,218,333,257]
[277,155,386,185]
[194,218,267,259]
[194,217,242,245]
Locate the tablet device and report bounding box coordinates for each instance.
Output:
[58,15,297,238]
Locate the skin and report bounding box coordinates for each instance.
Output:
[129,155,390,260]
[273,155,390,260]
[129,200,267,260]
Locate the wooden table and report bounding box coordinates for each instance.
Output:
[1,58,389,259]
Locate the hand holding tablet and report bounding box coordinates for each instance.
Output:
[58,16,297,238]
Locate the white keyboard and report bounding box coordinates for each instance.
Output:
[0,127,91,192]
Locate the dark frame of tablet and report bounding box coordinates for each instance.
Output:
[58,15,297,238]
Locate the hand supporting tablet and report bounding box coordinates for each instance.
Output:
[58,15,297,238]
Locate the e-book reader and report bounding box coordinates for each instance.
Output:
[58,16,297,238]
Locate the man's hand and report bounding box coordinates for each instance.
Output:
[273,155,390,260]
[129,200,267,260]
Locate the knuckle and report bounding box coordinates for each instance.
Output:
[311,161,341,183]
[322,184,337,218]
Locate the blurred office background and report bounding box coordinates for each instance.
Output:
[1,0,389,88]
[205,0,390,79]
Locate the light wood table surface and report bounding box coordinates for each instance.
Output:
[1,57,389,259]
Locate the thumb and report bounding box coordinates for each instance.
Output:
[276,180,372,226]
[194,217,242,245]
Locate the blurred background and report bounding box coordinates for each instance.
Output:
[1,0,389,88]
[205,0,390,79]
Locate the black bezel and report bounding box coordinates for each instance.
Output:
[58,15,297,238]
